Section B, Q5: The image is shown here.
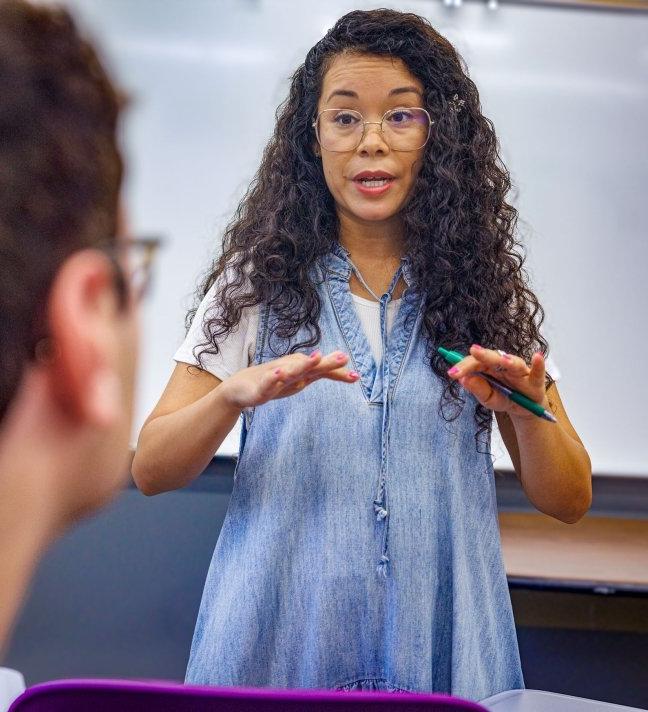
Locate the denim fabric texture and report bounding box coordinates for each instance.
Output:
[185,243,524,700]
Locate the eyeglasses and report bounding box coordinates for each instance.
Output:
[312,107,433,153]
[101,235,163,307]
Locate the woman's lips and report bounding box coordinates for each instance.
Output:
[352,172,396,196]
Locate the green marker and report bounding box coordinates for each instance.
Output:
[438,346,557,424]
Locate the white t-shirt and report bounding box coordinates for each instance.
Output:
[173,282,401,379]
[173,281,560,381]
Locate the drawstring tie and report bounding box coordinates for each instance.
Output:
[347,252,402,579]
[372,274,400,578]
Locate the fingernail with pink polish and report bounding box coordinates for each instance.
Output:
[502,353,512,361]
[472,344,482,350]
[349,371,360,379]
[336,353,347,362]
[448,367,459,376]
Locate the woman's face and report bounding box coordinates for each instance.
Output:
[315,53,428,227]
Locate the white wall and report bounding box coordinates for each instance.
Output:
[66,0,648,475]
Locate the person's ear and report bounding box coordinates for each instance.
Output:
[44,249,124,428]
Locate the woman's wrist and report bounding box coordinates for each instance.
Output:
[211,376,245,416]
[505,388,551,426]
[508,404,548,429]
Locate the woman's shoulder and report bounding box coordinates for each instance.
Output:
[544,351,561,382]
[173,277,261,380]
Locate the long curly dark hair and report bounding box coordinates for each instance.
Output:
[189,8,551,439]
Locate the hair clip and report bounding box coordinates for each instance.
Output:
[448,93,465,114]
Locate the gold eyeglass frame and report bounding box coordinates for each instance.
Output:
[312,107,434,153]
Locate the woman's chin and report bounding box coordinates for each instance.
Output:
[346,203,401,225]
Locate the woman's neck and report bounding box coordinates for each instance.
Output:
[337,211,405,263]
[337,211,406,300]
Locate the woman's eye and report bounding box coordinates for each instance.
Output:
[334,112,359,126]
[388,110,414,124]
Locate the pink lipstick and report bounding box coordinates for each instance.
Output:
[352,170,396,196]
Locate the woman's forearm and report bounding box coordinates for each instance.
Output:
[132,387,241,496]
[511,414,592,523]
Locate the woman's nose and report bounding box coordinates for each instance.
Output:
[357,122,389,155]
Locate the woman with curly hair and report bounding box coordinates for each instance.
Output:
[133,8,591,701]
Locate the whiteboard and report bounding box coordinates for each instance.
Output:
[64,0,648,476]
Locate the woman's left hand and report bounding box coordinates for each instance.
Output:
[447,344,549,421]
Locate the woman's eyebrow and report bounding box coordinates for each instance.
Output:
[389,86,422,97]
[326,86,422,102]
[326,89,358,102]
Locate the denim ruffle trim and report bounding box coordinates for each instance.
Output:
[336,677,411,693]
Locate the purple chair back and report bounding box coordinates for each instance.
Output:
[9,679,488,711]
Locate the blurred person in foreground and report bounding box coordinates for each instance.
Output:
[0,0,151,652]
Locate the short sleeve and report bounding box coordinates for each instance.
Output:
[173,280,260,381]
[544,352,561,382]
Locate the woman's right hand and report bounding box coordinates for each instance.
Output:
[218,350,359,409]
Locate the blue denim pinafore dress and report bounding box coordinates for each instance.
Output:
[185,243,524,701]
